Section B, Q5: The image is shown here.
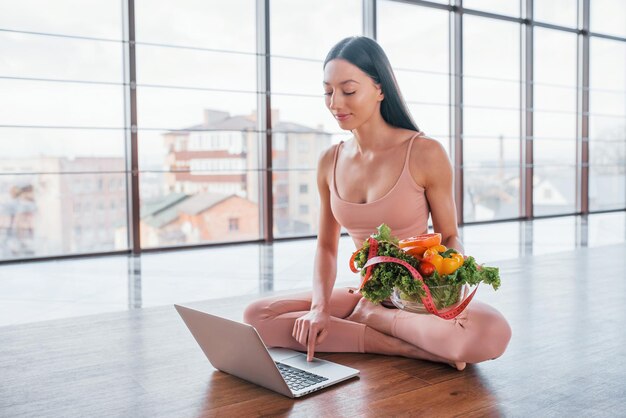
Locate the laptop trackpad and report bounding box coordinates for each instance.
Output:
[282,354,325,370]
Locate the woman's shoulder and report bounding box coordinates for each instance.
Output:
[316,141,343,187]
[409,132,451,184]
[318,141,341,166]
[412,133,448,160]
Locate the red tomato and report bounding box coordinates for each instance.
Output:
[418,260,436,277]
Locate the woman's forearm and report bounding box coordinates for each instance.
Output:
[443,234,465,255]
[310,246,337,314]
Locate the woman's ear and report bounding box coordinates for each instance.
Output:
[377,84,384,101]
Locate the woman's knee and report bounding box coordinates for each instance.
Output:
[482,313,512,360]
[458,305,512,362]
[243,298,273,326]
[490,314,513,359]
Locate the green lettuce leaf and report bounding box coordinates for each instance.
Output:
[370,223,399,245]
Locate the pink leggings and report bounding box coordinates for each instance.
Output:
[243,286,512,364]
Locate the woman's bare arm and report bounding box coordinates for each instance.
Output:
[292,145,341,360]
[419,139,465,254]
[310,145,342,313]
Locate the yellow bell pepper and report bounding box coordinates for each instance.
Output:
[423,245,447,258]
[440,253,464,275]
[424,252,443,273]
[423,245,464,276]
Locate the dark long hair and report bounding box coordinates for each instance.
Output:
[323,36,419,132]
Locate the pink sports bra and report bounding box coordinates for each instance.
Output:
[330,132,430,248]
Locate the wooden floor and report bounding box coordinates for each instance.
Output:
[1,243,626,417]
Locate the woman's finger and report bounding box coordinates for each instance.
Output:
[295,321,304,344]
[316,328,329,345]
[292,319,300,340]
[307,327,317,361]
[297,322,308,346]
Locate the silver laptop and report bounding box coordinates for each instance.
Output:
[174,304,359,398]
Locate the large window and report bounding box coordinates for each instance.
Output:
[0,1,127,260]
[588,37,626,210]
[588,1,626,211]
[463,15,521,222]
[2,0,625,262]
[269,0,361,238]
[135,0,260,247]
[533,28,578,216]
[377,0,451,154]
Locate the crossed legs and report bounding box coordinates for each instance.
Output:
[345,295,512,366]
[243,287,511,369]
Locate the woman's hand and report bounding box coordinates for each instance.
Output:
[292,309,331,361]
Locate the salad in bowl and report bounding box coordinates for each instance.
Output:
[349,224,501,319]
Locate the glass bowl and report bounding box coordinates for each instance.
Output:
[390,284,469,314]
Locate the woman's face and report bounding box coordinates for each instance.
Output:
[323,58,384,130]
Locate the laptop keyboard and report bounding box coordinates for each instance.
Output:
[275,362,329,391]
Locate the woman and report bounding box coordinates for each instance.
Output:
[244,36,511,371]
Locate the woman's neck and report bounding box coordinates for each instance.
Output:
[351,114,404,155]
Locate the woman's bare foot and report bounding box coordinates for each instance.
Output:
[350,297,467,371]
[363,325,467,371]
[449,361,467,371]
[345,297,397,335]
